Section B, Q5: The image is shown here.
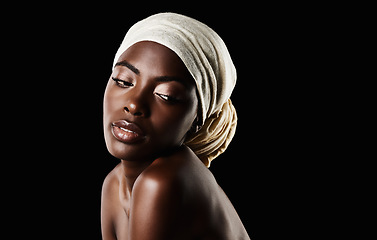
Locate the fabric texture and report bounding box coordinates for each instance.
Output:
[113,13,237,167]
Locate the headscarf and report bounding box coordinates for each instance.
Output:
[113,13,237,167]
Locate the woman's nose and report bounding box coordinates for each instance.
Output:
[124,103,144,117]
[123,91,150,117]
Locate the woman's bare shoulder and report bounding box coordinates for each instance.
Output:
[128,146,208,239]
[132,145,219,216]
[137,145,214,188]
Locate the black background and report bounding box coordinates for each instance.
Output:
[5,3,339,239]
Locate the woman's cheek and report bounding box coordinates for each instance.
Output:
[163,107,196,144]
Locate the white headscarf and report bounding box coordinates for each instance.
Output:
[113,13,237,167]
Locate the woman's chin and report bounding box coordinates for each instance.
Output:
[106,139,143,161]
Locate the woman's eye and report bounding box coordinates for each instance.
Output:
[156,93,179,103]
[112,77,133,88]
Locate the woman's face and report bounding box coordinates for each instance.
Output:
[103,41,198,161]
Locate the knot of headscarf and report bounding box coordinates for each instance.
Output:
[113,13,237,167]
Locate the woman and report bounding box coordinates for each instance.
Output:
[101,13,249,240]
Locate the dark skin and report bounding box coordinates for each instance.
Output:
[102,41,249,240]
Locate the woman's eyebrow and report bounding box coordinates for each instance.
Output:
[155,76,189,88]
[114,60,140,75]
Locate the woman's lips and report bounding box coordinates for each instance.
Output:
[111,120,145,144]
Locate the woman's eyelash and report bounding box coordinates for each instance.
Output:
[155,93,179,103]
[112,77,134,88]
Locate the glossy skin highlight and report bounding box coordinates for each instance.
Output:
[102,41,249,240]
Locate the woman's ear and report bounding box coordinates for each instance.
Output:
[183,116,202,144]
[189,116,201,134]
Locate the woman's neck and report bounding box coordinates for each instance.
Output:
[120,158,154,194]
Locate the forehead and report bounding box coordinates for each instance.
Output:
[116,41,193,81]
